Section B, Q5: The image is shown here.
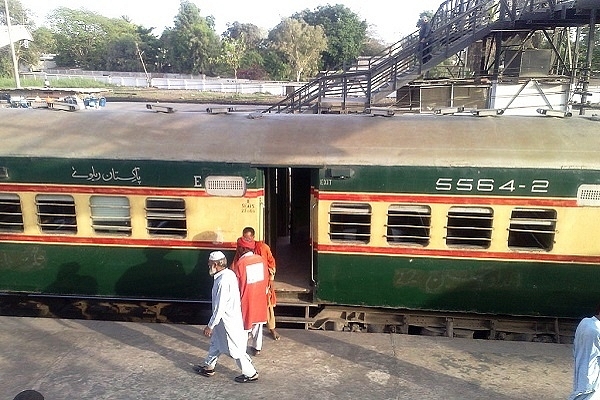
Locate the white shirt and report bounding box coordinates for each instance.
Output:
[570,316,600,400]
[207,268,247,359]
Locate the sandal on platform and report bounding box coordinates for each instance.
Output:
[193,365,215,377]
[235,373,259,383]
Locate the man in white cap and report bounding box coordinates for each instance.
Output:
[193,251,259,383]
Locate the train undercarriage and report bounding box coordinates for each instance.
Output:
[304,305,578,344]
[0,293,578,344]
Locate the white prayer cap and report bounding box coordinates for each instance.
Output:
[208,251,226,261]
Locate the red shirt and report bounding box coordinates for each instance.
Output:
[232,252,269,330]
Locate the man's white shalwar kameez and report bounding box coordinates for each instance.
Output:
[569,316,600,400]
[203,268,256,377]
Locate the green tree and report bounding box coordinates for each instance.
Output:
[269,18,327,81]
[134,26,162,73]
[102,26,161,73]
[361,35,387,57]
[47,7,138,69]
[162,1,220,74]
[260,46,289,81]
[0,0,35,77]
[221,22,268,79]
[0,0,30,27]
[30,27,57,54]
[223,21,263,46]
[104,34,140,71]
[294,4,367,70]
[218,35,246,79]
[238,47,267,79]
[576,26,600,74]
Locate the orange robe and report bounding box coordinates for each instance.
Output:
[254,241,277,307]
[232,252,269,330]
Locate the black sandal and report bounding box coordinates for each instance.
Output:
[193,365,215,377]
[234,373,258,383]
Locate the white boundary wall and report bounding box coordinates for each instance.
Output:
[23,71,600,115]
[26,71,301,96]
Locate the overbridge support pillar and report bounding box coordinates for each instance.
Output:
[580,8,596,115]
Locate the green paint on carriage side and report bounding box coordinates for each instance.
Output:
[319,166,600,198]
[0,243,238,301]
[0,157,263,189]
[314,252,600,319]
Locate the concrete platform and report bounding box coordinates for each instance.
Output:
[0,316,574,399]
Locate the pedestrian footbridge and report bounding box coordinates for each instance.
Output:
[265,0,599,114]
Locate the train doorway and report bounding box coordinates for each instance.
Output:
[263,167,313,298]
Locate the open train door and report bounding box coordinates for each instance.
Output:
[263,168,314,303]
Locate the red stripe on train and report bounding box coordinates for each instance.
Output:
[316,243,600,264]
[314,192,577,207]
[0,234,237,249]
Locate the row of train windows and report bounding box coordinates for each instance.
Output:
[0,193,556,250]
[329,203,557,251]
[0,194,187,237]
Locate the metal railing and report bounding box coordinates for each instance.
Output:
[264,0,586,113]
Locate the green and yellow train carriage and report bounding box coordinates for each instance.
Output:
[0,156,264,302]
[1,105,599,337]
[313,164,600,319]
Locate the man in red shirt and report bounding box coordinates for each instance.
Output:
[232,236,269,355]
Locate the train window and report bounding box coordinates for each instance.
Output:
[90,196,132,235]
[205,176,246,197]
[329,203,371,243]
[36,194,77,233]
[508,208,556,251]
[0,193,24,232]
[386,205,431,246]
[446,206,493,248]
[146,197,187,237]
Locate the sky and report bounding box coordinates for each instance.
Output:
[18,0,443,44]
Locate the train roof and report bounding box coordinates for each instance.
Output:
[2,104,600,169]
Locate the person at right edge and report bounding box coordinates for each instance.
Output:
[569,304,600,399]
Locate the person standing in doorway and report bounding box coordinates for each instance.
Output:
[193,251,258,383]
[569,305,600,399]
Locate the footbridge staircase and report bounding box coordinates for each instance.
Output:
[264,0,599,114]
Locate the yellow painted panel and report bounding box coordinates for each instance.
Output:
[316,197,600,257]
[73,194,93,236]
[18,192,40,235]
[554,208,600,255]
[429,205,449,248]
[6,190,264,243]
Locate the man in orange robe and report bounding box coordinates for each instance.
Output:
[232,236,269,355]
[240,227,280,341]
